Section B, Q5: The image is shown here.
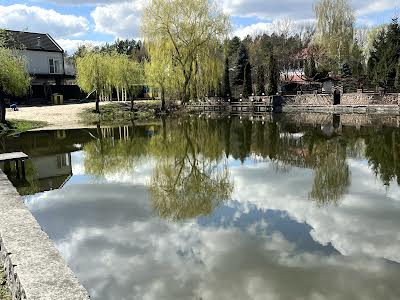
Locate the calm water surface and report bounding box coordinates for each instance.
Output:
[1,114,400,300]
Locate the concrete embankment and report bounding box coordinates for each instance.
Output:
[283,92,400,114]
[282,104,400,114]
[0,171,90,300]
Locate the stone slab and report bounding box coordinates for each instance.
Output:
[0,171,90,300]
[0,153,28,163]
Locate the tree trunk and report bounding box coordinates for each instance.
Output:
[0,98,6,124]
[161,86,166,111]
[95,93,100,114]
[182,75,191,104]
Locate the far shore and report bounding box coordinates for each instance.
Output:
[5,101,162,131]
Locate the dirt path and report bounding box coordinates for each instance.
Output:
[6,102,99,131]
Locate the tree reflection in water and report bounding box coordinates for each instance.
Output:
[81,116,400,215]
[149,118,233,220]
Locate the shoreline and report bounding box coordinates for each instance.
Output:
[3,101,400,134]
[0,171,90,300]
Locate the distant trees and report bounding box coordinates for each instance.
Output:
[141,0,230,103]
[0,30,30,123]
[266,52,278,95]
[242,62,252,98]
[304,55,317,80]
[221,56,231,98]
[76,52,143,113]
[74,39,147,62]
[314,0,355,69]
[367,18,400,88]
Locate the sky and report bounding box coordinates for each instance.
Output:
[0,0,398,53]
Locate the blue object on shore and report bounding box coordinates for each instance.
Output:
[10,103,19,111]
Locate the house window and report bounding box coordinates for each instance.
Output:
[56,154,69,169]
[49,58,61,74]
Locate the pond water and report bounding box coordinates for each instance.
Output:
[1,114,400,300]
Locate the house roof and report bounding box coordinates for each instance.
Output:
[3,30,63,52]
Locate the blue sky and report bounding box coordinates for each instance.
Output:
[0,0,398,53]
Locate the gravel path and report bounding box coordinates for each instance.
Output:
[6,102,98,130]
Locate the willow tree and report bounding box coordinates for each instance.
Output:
[0,33,30,123]
[145,41,175,111]
[76,52,109,113]
[141,0,230,103]
[111,53,144,109]
[314,0,355,69]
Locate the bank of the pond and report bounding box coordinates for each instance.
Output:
[0,170,90,300]
[0,262,11,300]
[5,101,168,130]
[0,120,48,134]
[78,101,164,125]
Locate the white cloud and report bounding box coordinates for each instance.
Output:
[219,0,397,20]
[0,4,89,38]
[233,19,315,39]
[91,0,145,39]
[56,38,105,54]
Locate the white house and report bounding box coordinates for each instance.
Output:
[4,30,78,101]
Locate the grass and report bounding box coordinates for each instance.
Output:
[79,101,161,125]
[0,264,11,300]
[0,120,47,134]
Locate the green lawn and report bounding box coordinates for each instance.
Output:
[79,101,161,125]
[1,120,47,134]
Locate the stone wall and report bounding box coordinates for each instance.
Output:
[285,94,333,106]
[285,92,400,106]
[341,93,400,105]
[0,171,90,300]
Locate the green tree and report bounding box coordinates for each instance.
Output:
[145,41,175,111]
[255,65,265,95]
[349,42,364,79]
[305,54,317,80]
[395,57,400,89]
[368,19,400,87]
[234,43,249,87]
[242,62,252,98]
[0,31,31,123]
[76,52,110,113]
[141,0,230,103]
[266,51,278,95]
[341,63,352,78]
[222,56,231,98]
[314,0,355,69]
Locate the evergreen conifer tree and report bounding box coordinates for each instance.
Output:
[234,43,249,86]
[304,59,311,80]
[368,18,400,87]
[242,62,252,98]
[222,56,231,98]
[309,55,317,79]
[256,65,265,95]
[341,63,352,78]
[395,58,400,90]
[266,51,278,95]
